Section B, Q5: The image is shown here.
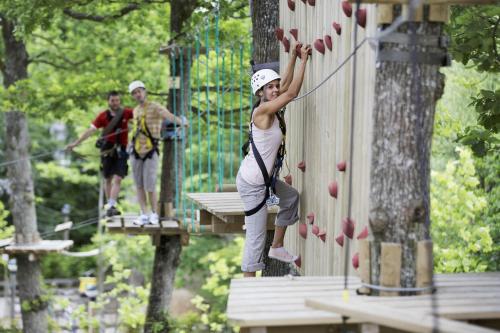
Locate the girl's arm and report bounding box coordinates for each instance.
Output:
[279,42,300,94]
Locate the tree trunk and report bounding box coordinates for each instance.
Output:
[144,1,196,332]
[369,20,445,289]
[250,0,290,277]
[2,15,48,333]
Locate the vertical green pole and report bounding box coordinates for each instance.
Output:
[196,35,202,191]
[239,44,244,164]
[215,12,222,191]
[230,48,235,180]
[205,19,212,191]
[172,53,179,212]
[188,46,195,231]
[221,50,226,182]
[180,48,186,227]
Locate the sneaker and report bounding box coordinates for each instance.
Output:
[149,212,159,225]
[106,206,121,217]
[133,214,149,226]
[268,247,299,263]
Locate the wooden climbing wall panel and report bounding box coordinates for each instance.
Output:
[279,0,376,276]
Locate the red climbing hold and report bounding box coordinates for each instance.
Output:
[342,1,352,17]
[332,22,342,35]
[357,225,369,240]
[356,8,367,28]
[295,255,302,268]
[284,174,292,185]
[282,36,290,53]
[275,28,284,41]
[287,0,296,11]
[352,252,359,269]
[298,160,306,172]
[299,223,307,239]
[335,234,344,247]
[328,181,338,198]
[290,28,298,41]
[337,160,346,172]
[312,224,319,236]
[314,39,325,54]
[342,217,355,239]
[318,230,326,242]
[307,0,315,6]
[307,212,315,224]
[324,35,332,51]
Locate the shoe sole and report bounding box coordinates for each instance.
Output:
[268,254,298,264]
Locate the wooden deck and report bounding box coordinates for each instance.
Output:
[227,273,500,333]
[105,214,183,235]
[186,192,279,234]
[1,240,74,255]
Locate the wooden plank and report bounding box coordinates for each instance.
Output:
[0,238,13,248]
[54,221,73,232]
[416,240,433,293]
[402,3,424,21]
[3,240,73,254]
[358,239,371,294]
[215,183,238,192]
[380,242,401,296]
[377,4,394,24]
[305,298,499,333]
[429,4,450,22]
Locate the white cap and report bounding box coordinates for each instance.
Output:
[251,69,281,95]
[128,80,146,93]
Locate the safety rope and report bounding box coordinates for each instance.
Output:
[230,49,235,180]
[180,47,187,228]
[239,44,244,165]
[172,53,180,212]
[205,18,212,191]
[215,7,223,191]
[196,34,203,191]
[188,46,196,231]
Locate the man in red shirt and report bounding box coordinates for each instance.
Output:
[66,91,133,217]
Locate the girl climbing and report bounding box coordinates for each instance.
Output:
[237,43,311,277]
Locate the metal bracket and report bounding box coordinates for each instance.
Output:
[377,50,451,66]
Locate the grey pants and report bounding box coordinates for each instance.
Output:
[236,171,300,272]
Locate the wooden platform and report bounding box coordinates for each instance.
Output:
[227,273,500,333]
[105,214,183,235]
[1,240,74,255]
[186,192,279,234]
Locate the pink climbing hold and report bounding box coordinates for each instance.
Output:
[332,22,342,35]
[356,8,367,28]
[282,36,290,53]
[307,0,316,6]
[289,28,298,41]
[352,252,359,269]
[342,1,352,17]
[337,160,346,172]
[306,212,315,224]
[299,223,307,239]
[295,255,302,268]
[275,28,284,41]
[335,234,344,247]
[314,39,325,54]
[284,174,293,185]
[287,0,296,11]
[328,181,338,198]
[298,160,306,172]
[357,225,369,240]
[312,224,320,236]
[324,35,332,51]
[318,230,326,242]
[342,217,355,239]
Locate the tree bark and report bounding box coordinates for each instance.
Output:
[249,0,290,277]
[369,20,445,289]
[144,1,197,332]
[2,15,48,333]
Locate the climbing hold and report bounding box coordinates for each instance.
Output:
[357,225,369,240]
[298,160,306,172]
[318,230,326,242]
[295,255,302,268]
[337,160,346,172]
[306,212,315,224]
[300,0,306,3]
[282,36,290,53]
[342,217,355,239]
[352,252,359,269]
[332,22,342,35]
[324,35,332,51]
[342,1,352,17]
[335,234,344,247]
[299,223,307,239]
[275,28,284,41]
[356,8,367,28]
[328,181,338,198]
[284,174,293,185]
[287,0,296,11]
[289,28,298,41]
[307,0,315,5]
[314,39,325,54]
[312,224,319,236]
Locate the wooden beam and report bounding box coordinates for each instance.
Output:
[402,4,424,21]
[416,240,433,294]
[429,4,450,22]
[54,221,73,232]
[305,298,499,333]
[380,242,401,296]
[377,4,394,24]
[358,240,371,294]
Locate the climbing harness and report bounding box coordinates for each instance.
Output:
[131,104,160,161]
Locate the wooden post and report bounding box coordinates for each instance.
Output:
[377,4,394,24]
[416,240,433,293]
[358,240,371,295]
[380,243,401,296]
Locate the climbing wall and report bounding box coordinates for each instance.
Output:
[280,0,377,276]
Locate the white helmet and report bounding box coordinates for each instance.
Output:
[128,80,146,93]
[251,69,280,95]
